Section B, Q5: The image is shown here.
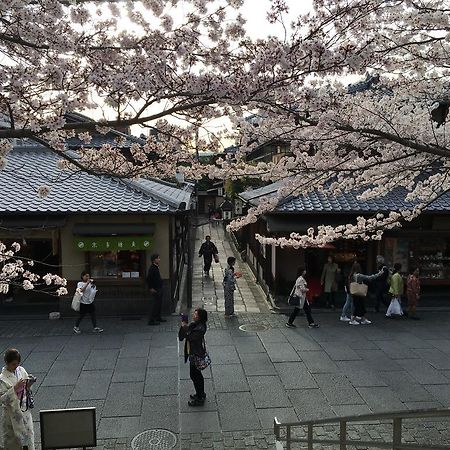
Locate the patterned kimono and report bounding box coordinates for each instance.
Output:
[0,366,35,450]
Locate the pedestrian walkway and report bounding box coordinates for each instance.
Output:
[192,222,269,314]
[2,312,450,449]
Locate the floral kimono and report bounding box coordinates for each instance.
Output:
[0,366,35,450]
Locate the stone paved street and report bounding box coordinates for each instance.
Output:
[192,222,269,314]
[2,311,450,449]
[2,228,450,449]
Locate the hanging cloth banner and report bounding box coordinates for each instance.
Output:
[74,236,153,251]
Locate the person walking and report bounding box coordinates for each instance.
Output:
[406,267,421,320]
[179,308,209,407]
[73,271,103,334]
[223,256,241,318]
[340,261,359,322]
[198,235,218,277]
[349,265,389,325]
[147,253,166,326]
[286,267,319,329]
[387,263,404,318]
[374,256,390,312]
[0,348,35,450]
[321,255,339,309]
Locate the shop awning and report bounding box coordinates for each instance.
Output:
[0,216,66,229]
[72,223,155,236]
[264,215,343,233]
[74,236,153,251]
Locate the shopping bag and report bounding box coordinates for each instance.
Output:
[88,287,97,303]
[71,291,82,311]
[386,297,403,316]
[350,282,368,297]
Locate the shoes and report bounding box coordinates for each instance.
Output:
[188,398,205,407]
[340,316,351,322]
[360,319,372,325]
[285,322,296,328]
[157,318,167,323]
[148,320,161,326]
[73,326,81,334]
[355,316,362,320]
[93,327,104,333]
[349,320,360,325]
[308,323,319,328]
[190,393,206,400]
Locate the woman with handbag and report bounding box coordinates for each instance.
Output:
[73,271,103,334]
[179,308,210,407]
[0,348,35,450]
[286,267,319,329]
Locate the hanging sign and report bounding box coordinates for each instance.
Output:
[74,236,153,252]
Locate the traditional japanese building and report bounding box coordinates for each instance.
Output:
[0,141,192,316]
[237,182,450,307]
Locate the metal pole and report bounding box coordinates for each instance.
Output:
[186,211,193,308]
[286,425,291,450]
[393,418,402,450]
[340,421,347,450]
[308,424,313,450]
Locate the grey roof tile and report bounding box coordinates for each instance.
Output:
[0,149,191,214]
[240,181,450,213]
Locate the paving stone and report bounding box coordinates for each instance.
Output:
[31,385,73,421]
[356,387,407,412]
[84,349,119,370]
[140,395,179,433]
[179,379,217,412]
[97,417,140,439]
[147,346,178,367]
[217,392,260,431]
[144,366,178,395]
[256,407,298,428]
[332,404,372,417]
[301,351,339,373]
[336,361,388,387]
[248,375,291,408]
[274,362,318,390]
[23,351,59,372]
[319,342,362,361]
[379,371,432,402]
[41,357,84,386]
[119,340,150,358]
[233,336,266,355]
[103,382,144,417]
[421,348,450,370]
[373,340,420,360]
[356,349,403,372]
[71,369,113,400]
[423,385,450,407]
[208,345,240,364]
[241,353,276,376]
[314,373,365,405]
[212,364,249,393]
[181,411,221,433]
[263,342,301,362]
[113,357,147,382]
[287,389,335,421]
[396,359,449,384]
[92,334,124,350]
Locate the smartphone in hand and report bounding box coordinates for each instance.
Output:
[180,313,188,322]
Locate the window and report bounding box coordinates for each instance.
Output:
[89,250,143,279]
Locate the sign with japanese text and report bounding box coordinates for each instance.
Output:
[74,236,153,252]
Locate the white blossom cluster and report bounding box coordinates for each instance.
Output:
[0,1,449,247]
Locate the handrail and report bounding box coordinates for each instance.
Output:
[274,408,450,450]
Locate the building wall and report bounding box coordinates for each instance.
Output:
[61,213,170,279]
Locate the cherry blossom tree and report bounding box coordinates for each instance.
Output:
[0,0,449,260]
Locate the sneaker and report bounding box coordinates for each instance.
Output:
[308,323,319,328]
[73,326,81,334]
[340,316,351,322]
[349,320,360,326]
[285,322,296,328]
[93,327,104,333]
[355,316,362,321]
[360,318,372,325]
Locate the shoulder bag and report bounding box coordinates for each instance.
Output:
[189,339,211,371]
[350,281,368,297]
[71,290,82,311]
[288,284,301,307]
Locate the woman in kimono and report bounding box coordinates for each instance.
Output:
[223,256,241,318]
[0,348,35,450]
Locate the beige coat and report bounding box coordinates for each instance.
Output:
[321,262,339,293]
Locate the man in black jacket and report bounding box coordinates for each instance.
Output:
[147,253,166,325]
[198,235,218,277]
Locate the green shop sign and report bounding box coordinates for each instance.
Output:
[74,236,153,252]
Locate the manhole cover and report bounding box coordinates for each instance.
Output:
[239,323,270,332]
[131,429,177,450]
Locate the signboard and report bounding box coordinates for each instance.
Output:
[40,407,96,449]
[74,236,152,252]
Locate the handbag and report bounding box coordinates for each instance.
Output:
[20,382,36,412]
[71,291,82,311]
[189,339,211,371]
[350,281,368,297]
[213,254,219,263]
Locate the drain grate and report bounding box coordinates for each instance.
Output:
[131,429,177,450]
[239,323,270,332]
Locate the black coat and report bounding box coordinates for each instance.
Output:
[198,241,218,257]
[178,321,207,363]
[146,263,163,290]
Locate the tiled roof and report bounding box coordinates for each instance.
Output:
[240,181,450,213]
[0,147,191,214]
